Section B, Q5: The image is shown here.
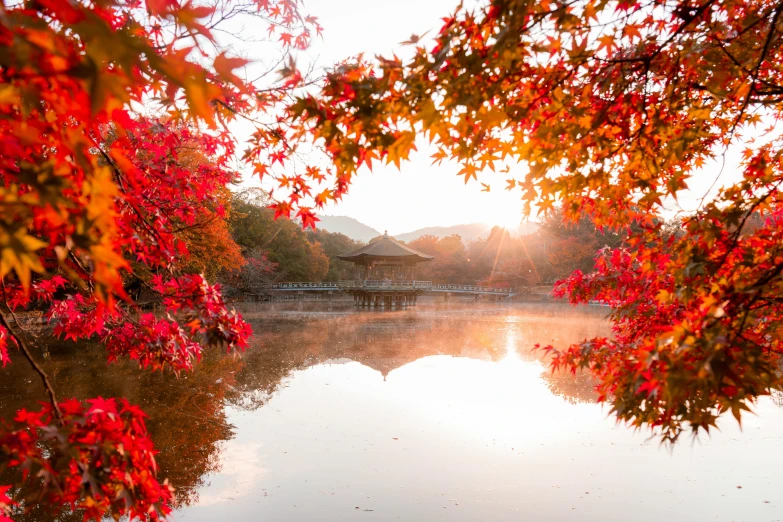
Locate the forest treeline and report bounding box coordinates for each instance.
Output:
[196,189,648,294]
[199,188,770,296]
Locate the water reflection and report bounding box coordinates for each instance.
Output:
[2,302,782,521]
[230,301,605,411]
[0,302,603,517]
[0,343,241,516]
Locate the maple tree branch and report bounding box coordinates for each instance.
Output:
[749,95,783,105]
[713,35,783,93]
[735,2,783,37]
[0,312,64,425]
[748,259,783,291]
[68,251,95,293]
[712,181,782,274]
[751,3,783,85]
[91,139,171,246]
[171,215,218,234]
[730,2,783,136]
[604,0,718,66]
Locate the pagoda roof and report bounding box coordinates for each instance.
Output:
[337,233,434,263]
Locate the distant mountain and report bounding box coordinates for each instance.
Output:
[395,223,492,243]
[317,215,381,243]
[317,215,539,244]
[394,222,539,243]
[512,221,539,237]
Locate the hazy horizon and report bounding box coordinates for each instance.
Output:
[315,214,537,237]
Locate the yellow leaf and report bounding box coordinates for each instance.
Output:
[458,163,478,183]
[386,132,416,169]
[0,85,18,105]
[0,227,47,291]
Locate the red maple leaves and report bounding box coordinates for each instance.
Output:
[542,207,783,442]
[0,398,172,520]
[0,0,308,515]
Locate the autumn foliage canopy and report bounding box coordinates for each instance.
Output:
[2,0,783,517]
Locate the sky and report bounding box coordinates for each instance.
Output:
[236,0,529,235]
[235,0,748,234]
[296,0,529,235]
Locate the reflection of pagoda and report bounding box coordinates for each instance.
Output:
[337,232,433,308]
[360,357,419,381]
[236,312,599,400]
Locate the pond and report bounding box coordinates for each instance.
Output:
[2,301,782,521]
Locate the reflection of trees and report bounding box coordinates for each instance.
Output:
[141,355,240,506]
[543,370,598,404]
[0,303,608,519]
[771,390,783,407]
[0,341,242,516]
[231,304,606,409]
[230,313,510,409]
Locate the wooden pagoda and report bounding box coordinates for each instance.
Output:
[337,232,433,308]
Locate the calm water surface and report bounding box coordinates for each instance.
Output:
[2,301,782,521]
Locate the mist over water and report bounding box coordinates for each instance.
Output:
[2,301,782,521]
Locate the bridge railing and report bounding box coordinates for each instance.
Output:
[248,280,512,294]
[432,284,510,294]
[257,282,338,290]
[338,280,433,290]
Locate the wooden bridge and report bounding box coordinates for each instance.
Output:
[251,280,514,299]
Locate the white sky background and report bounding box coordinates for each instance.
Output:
[235,0,528,235]
[231,0,751,234]
[298,0,531,235]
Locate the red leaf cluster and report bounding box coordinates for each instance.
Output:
[0,398,172,520]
